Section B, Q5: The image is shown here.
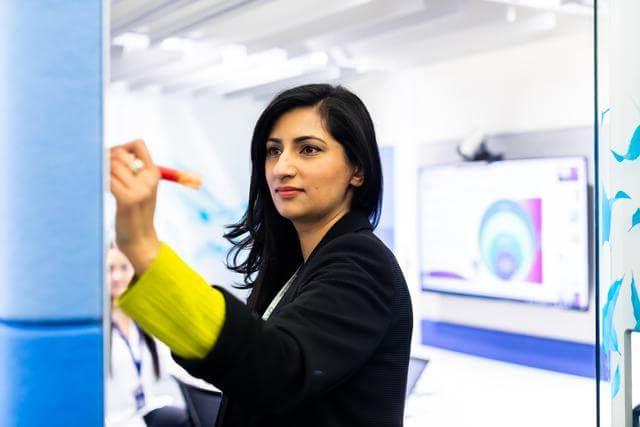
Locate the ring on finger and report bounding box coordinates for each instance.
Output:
[128,158,145,175]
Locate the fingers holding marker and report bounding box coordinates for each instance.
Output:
[110,140,202,190]
[109,174,129,199]
[110,159,133,188]
[110,143,158,189]
[119,139,156,173]
[111,147,138,175]
[120,139,202,189]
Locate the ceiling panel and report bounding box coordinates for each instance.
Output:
[109,0,592,98]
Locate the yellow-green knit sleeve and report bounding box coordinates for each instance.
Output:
[117,242,225,359]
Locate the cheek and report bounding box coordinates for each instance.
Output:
[113,280,129,295]
[310,164,351,192]
[264,164,275,186]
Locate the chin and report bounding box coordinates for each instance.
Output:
[275,205,308,223]
[276,208,302,221]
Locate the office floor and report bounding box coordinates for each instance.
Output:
[405,347,597,427]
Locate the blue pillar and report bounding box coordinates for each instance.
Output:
[0,2,104,426]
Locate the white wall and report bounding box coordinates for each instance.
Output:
[351,31,594,144]
[348,30,595,344]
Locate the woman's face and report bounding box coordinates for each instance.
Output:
[265,107,363,227]
[108,247,134,300]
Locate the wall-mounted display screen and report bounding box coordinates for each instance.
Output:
[418,157,589,310]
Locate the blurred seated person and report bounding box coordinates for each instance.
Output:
[107,242,191,427]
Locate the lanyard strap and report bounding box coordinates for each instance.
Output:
[113,322,143,377]
[262,267,300,321]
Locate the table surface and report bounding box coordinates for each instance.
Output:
[405,347,598,427]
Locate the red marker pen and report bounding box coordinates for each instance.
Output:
[158,166,202,189]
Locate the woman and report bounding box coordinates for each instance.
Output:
[107,243,190,427]
[110,84,413,426]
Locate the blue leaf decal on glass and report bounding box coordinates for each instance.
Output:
[632,275,640,330]
[603,189,632,243]
[631,209,640,232]
[611,124,640,162]
[603,276,624,355]
[612,365,621,399]
[611,149,626,162]
[615,191,632,200]
[602,189,612,244]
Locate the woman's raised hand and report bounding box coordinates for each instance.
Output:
[110,139,161,274]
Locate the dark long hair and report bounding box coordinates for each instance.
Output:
[224,84,383,313]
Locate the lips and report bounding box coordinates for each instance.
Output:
[276,186,302,192]
[276,186,303,198]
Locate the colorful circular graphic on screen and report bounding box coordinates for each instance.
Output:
[478,200,537,282]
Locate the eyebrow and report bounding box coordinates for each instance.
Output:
[266,135,327,145]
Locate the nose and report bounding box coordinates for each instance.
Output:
[110,271,123,284]
[110,267,127,283]
[271,149,296,178]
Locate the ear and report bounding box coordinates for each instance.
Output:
[350,166,364,188]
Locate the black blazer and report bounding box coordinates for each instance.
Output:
[176,210,413,427]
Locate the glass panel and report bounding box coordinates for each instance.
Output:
[596,0,640,426]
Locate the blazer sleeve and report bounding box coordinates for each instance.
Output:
[174,233,396,414]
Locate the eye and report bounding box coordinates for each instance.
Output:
[301,145,320,155]
[266,146,281,157]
